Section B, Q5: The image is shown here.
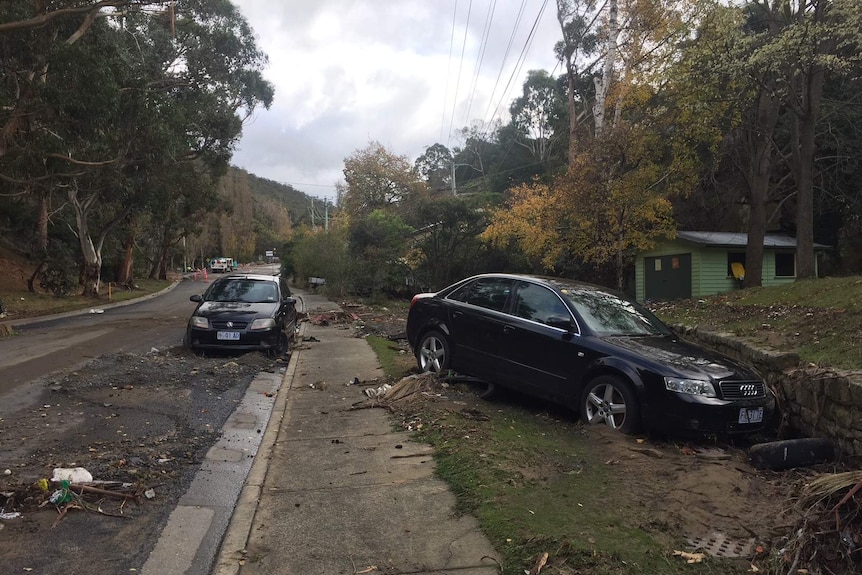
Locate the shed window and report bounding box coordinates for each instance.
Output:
[727,252,746,277]
[775,253,796,277]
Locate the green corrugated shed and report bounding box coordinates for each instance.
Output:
[635,232,828,302]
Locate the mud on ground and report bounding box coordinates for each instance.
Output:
[0,346,286,574]
[342,301,861,574]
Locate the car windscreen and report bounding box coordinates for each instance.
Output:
[206,280,278,303]
[558,286,671,336]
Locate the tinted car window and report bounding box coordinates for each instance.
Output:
[559,286,670,336]
[448,278,512,312]
[513,282,571,325]
[207,279,279,303]
[279,278,291,298]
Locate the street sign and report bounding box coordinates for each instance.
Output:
[265,250,274,257]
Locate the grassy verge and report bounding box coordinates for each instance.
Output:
[650,275,862,369]
[0,279,173,322]
[365,334,415,379]
[368,336,750,575]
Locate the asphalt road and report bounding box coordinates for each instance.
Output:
[0,277,205,407]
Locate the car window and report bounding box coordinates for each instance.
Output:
[513,282,571,325]
[447,278,512,312]
[206,279,279,303]
[559,286,670,336]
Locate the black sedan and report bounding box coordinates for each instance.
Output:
[406,273,774,435]
[185,274,297,356]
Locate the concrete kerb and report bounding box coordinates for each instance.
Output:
[210,300,502,575]
[1,279,183,328]
[210,318,306,575]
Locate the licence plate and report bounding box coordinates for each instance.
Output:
[738,407,763,424]
[217,331,240,341]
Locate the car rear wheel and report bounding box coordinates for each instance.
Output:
[580,375,640,434]
[417,330,450,373]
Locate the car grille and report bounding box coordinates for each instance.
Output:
[211,320,249,330]
[719,380,766,399]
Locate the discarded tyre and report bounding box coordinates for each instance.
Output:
[749,437,837,470]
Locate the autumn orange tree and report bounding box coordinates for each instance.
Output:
[486,1,700,289]
[485,121,681,289]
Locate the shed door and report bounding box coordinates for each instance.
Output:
[644,253,692,301]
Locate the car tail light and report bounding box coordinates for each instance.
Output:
[410,295,420,309]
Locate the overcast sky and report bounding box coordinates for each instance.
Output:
[231,0,562,201]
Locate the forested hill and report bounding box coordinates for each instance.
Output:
[205,167,319,261]
[239,169,317,226]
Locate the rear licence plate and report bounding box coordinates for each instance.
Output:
[738,407,764,424]
[217,331,240,341]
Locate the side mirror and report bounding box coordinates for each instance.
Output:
[283,296,297,305]
[546,316,574,331]
[190,295,203,303]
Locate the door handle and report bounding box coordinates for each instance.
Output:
[503,325,516,335]
[453,311,463,318]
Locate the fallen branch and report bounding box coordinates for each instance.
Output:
[69,483,140,500]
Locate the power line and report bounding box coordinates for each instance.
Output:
[461,0,498,128]
[440,0,459,143]
[484,0,549,137]
[447,0,474,146]
[481,0,528,126]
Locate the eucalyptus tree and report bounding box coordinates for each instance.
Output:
[750,0,862,278]
[404,195,490,290]
[670,0,862,283]
[507,70,566,165]
[414,143,453,195]
[491,0,699,287]
[0,1,273,295]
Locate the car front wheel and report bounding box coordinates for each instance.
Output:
[580,375,640,434]
[267,331,289,359]
[417,330,450,373]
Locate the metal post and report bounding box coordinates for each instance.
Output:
[451,162,456,195]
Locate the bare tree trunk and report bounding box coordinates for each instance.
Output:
[593,0,618,138]
[67,183,130,298]
[27,261,46,293]
[790,64,824,279]
[566,69,578,164]
[36,187,49,252]
[743,86,780,289]
[116,220,136,286]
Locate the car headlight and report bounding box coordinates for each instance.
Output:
[190,316,209,329]
[664,377,716,397]
[250,318,276,330]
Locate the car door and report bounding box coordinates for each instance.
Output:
[500,281,587,401]
[445,277,514,381]
[278,277,297,334]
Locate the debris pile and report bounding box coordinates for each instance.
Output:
[353,374,443,408]
[0,467,156,529]
[305,311,358,326]
[774,470,862,574]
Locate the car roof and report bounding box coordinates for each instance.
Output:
[458,273,609,293]
[219,273,279,282]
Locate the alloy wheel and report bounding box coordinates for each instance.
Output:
[584,382,628,429]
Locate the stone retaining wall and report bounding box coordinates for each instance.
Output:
[674,325,862,457]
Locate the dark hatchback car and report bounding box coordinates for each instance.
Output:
[185,273,297,356]
[406,273,774,435]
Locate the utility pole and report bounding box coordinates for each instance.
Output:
[310,198,316,230]
[324,200,329,232]
[451,162,456,195]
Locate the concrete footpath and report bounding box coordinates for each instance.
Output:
[212,293,500,575]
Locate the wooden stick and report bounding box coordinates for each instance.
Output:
[69,483,139,500]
